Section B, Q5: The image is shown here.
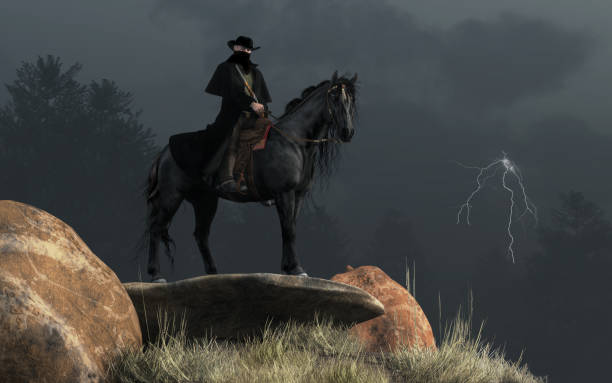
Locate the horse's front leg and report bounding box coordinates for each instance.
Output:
[275,190,308,276]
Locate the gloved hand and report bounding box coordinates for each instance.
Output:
[250,101,265,114]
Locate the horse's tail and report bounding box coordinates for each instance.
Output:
[134,147,176,271]
[134,149,162,257]
[145,149,163,202]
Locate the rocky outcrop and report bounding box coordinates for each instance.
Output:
[123,273,385,343]
[331,265,437,353]
[0,200,142,383]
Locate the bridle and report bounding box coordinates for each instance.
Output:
[268,82,350,145]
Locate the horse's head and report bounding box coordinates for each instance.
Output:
[326,71,358,142]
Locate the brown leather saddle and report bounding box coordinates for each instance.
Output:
[232,114,273,199]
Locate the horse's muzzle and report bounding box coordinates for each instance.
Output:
[343,129,355,142]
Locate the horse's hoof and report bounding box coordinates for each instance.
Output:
[282,269,308,277]
[151,277,167,283]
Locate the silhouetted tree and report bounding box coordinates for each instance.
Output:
[0,55,88,209]
[524,190,612,381]
[0,55,158,280]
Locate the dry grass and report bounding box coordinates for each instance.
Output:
[105,309,387,383]
[106,267,546,382]
[382,299,546,383]
[104,301,546,383]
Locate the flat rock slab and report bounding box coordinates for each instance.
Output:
[123,273,385,344]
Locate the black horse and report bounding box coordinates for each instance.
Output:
[141,71,358,282]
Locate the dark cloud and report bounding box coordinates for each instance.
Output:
[439,12,592,109]
[152,1,591,114]
[151,0,436,109]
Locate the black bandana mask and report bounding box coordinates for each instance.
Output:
[230,51,252,72]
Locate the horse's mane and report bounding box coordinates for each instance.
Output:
[315,76,358,191]
[276,75,359,201]
[281,80,331,116]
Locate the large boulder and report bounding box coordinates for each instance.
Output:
[331,265,437,353]
[123,273,385,343]
[0,200,142,383]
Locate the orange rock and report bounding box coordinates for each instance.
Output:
[0,200,142,383]
[331,265,437,353]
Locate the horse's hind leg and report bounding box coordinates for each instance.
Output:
[147,147,185,282]
[191,191,219,274]
[147,190,183,282]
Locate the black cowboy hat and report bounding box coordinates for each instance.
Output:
[227,35,260,51]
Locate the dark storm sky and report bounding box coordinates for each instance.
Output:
[1,0,611,269]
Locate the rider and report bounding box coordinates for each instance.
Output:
[204,35,272,193]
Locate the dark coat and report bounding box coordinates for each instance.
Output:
[169,55,272,179]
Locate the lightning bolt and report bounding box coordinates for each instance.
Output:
[454,151,538,263]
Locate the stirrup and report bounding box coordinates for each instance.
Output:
[216,178,237,192]
[237,183,248,193]
[235,173,248,194]
[217,178,247,193]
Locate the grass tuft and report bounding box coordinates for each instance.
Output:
[105,269,546,383]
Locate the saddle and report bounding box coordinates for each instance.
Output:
[232,115,272,199]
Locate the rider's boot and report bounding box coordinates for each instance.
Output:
[216,150,246,193]
[216,121,247,193]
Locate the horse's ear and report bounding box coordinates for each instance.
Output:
[351,73,358,84]
[331,70,338,82]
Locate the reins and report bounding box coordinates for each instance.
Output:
[269,125,342,145]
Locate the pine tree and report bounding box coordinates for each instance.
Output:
[0,55,87,209]
[0,55,159,281]
[524,190,612,380]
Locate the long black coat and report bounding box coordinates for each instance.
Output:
[169,54,272,179]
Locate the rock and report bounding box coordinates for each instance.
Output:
[331,265,437,353]
[0,200,142,383]
[123,273,385,344]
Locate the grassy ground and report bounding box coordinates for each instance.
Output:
[104,295,547,383]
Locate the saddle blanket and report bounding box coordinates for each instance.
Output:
[253,124,272,150]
